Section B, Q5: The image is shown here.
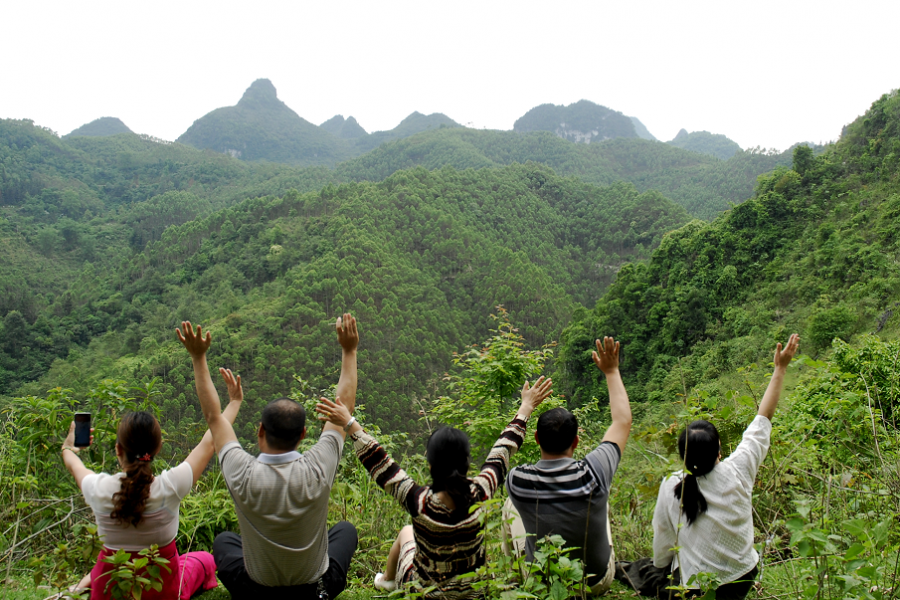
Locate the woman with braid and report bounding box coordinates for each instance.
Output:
[60,365,243,599]
[316,376,554,598]
[617,334,799,599]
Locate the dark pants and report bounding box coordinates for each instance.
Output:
[213,521,358,600]
[616,558,758,600]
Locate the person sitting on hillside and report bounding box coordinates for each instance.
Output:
[60,368,243,599]
[616,334,800,599]
[503,336,633,595]
[316,375,554,598]
[177,315,360,600]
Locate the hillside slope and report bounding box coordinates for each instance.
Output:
[337,128,792,219]
[3,165,690,431]
[558,89,900,406]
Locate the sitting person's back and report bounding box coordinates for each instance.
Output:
[617,334,799,600]
[506,420,620,584]
[316,374,555,598]
[217,417,344,585]
[178,316,360,599]
[506,337,631,594]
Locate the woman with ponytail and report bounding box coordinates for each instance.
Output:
[316,376,554,598]
[620,335,799,599]
[61,367,243,600]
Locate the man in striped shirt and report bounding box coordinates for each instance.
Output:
[506,336,633,595]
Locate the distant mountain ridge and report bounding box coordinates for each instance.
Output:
[514,100,639,143]
[176,79,351,165]
[65,117,132,138]
[319,115,367,139]
[172,80,759,168]
[667,129,742,160]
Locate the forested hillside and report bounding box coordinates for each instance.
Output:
[337,128,793,218]
[559,89,900,408]
[1,162,689,432]
[3,80,900,600]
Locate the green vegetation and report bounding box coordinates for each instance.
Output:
[337,128,792,219]
[351,111,461,154]
[2,82,900,599]
[557,90,900,410]
[65,117,133,139]
[1,162,689,431]
[667,128,742,160]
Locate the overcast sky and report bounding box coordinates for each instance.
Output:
[4,0,898,151]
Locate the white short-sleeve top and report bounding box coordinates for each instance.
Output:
[652,415,772,587]
[81,462,194,551]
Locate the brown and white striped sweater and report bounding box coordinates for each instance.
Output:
[351,417,527,598]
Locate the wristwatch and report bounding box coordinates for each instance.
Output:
[343,417,356,431]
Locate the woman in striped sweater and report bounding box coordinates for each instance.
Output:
[316,376,553,598]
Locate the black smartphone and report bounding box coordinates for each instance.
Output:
[74,412,91,447]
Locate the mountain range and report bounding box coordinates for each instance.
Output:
[66,79,744,166]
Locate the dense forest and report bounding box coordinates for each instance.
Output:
[2,85,899,599]
[559,90,900,408]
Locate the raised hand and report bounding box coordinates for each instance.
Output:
[220,368,243,404]
[316,396,352,428]
[520,376,553,413]
[176,321,211,358]
[63,421,93,452]
[336,313,359,352]
[774,334,800,369]
[592,337,620,375]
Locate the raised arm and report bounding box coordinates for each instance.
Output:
[594,337,633,455]
[316,395,425,513]
[184,368,244,485]
[757,334,800,421]
[61,422,95,490]
[323,313,358,441]
[471,376,553,499]
[177,322,237,454]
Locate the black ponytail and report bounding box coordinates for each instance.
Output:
[111,412,161,527]
[427,427,472,517]
[673,420,720,525]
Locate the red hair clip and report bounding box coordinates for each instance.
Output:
[137,453,153,462]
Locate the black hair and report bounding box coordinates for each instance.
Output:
[427,427,472,517]
[111,411,161,527]
[261,397,306,451]
[536,407,578,454]
[673,420,720,525]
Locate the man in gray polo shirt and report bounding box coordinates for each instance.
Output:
[178,314,360,600]
[505,336,633,595]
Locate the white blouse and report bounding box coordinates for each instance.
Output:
[81,462,194,551]
[652,415,771,588]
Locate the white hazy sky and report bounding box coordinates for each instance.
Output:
[3,0,898,152]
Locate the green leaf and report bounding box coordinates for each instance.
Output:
[549,581,568,600]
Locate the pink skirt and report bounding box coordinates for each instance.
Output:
[89,540,218,600]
